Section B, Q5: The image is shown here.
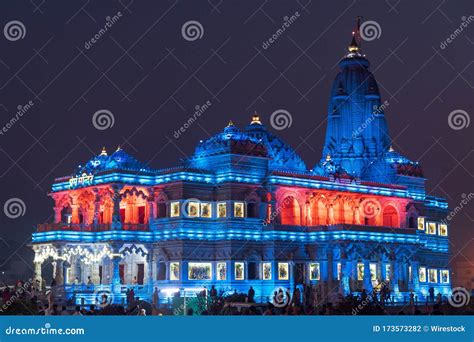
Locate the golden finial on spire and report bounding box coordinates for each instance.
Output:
[227,120,234,127]
[348,32,359,53]
[251,111,262,125]
[116,145,122,152]
[389,146,394,152]
[100,146,107,156]
[326,153,332,161]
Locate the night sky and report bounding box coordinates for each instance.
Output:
[0,0,472,281]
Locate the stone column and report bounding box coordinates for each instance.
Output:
[93,200,100,225]
[53,207,62,223]
[91,262,100,284]
[363,260,371,291]
[54,260,64,285]
[111,186,122,229]
[71,204,80,224]
[112,257,121,289]
[34,261,42,284]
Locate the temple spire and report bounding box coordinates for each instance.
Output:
[100,146,107,156]
[250,111,262,125]
[346,16,363,57]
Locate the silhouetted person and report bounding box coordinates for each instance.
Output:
[248,286,255,303]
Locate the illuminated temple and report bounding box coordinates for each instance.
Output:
[32,28,451,305]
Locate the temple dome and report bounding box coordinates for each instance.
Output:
[244,114,307,172]
[75,147,152,175]
[190,121,267,160]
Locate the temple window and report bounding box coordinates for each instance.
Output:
[428,268,438,283]
[310,263,320,280]
[419,267,427,282]
[235,262,244,280]
[234,202,244,218]
[200,203,212,218]
[357,263,364,281]
[440,269,450,283]
[439,224,448,236]
[262,262,272,280]
[170,262,180,280]
[426,222,437,235]
[170,202,180,217]
[186,201,200,217]
[382,204,399,227]
[157,262,166,280]
[217,262,226,280]
[217,202,227,218]
[247,202,259,218]
[278,263,289,280]
[408,216,416,228]
[369,263,377,281]
[157,202,166,218]
[417,217,425,230]
[188,262,212,280]
[248,262,258,280]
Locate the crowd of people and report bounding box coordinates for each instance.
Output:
[1,279,472,316]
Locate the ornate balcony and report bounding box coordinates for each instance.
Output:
[37,223,150,232]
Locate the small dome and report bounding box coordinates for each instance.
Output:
[244,115,307,172]
[75,147,152,175]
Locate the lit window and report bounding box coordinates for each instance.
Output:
[170,262,180,280]
[440,269,450,283]
[201,203,212,218]
[385,264,391,281]
[337,263,342,280]
[186,201,200,217]
[426,222,437,235]
[417,217,425,230]
[428,269,438,283]
[235,262,244,280]
[310,263,320,280]
[369,263,377,281]
[217,202,227,218]
[439,224,448,236]
[234,202,244,218]
[278,263,289,280]
[419,267,426,282]
[357,263,364,281]
[170,202,180,217]
[188,262,212,280]
[262,262,272,280]
[217,262,226,280]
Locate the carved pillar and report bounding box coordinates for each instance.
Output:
[53,207,62,223]
[328,204,334,225]
[93,198,101,224]
[71,204,80,224]
[54,260,64,285]
[34,260,42,286]
[111,186,123,229]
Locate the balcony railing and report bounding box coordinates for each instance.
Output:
[37,223,149,233]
